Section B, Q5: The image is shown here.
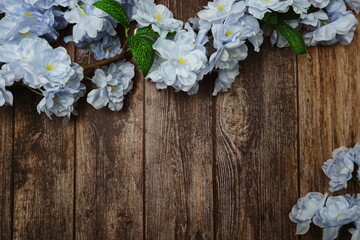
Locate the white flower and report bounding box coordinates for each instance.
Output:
[289,192,328,235]
[246,0,293,19]
[133,0,183,38]
[91,35,122,60]
[87,61,134,111]
[64,2,115,43]
[0,69,15,106]
[213,65,239,96]
[310,0,331,9]
[304,0,358,46]
[292,0,311,16]
[345,0,360,13]
[322,146,354,192]
[147,27,208,95]
[197,0,247,24]
[313,196,360,240]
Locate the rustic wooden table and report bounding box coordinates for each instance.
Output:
[1,0,360,239]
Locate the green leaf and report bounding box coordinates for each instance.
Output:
[276,23,307,55]
[135,26,160,38]
[128,35,155,76]
[93,0,130,28]
[135,26,176,38]
[263,12,278,25]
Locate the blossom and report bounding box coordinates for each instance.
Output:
[313,196,360,240]
[246,0,293,20]
[0,69,15,106]
[289,192,328,235]
[210,14,263,95]
[349,223,360,240]
[0,2,59,44]
[197,0,247,24]
[147,26,208,94]
[64,2,116,43]
[0,37,74,90]
[345,0,360,13]
[37,63,86,118]
[310,0,331,9]
[292,0,311,16]
[132,0,183,38]
[87,61,134,111]
[322,146,354,192]
[304,0,358,46]
[91,35,122,60]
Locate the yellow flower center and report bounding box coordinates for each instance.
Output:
[20,32,30,38]
[155,13,162,21]
[108,85,117,92]
[177,58,187,64]
[225,30,234,37]
[25,12,33,17]
[46,65,55,71]
[217,5,225,11]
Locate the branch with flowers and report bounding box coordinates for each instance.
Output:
[0,0,359,120]
[290,143,360,240]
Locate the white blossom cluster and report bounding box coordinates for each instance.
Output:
[290,143,360,240]
[143,0,359,96]
[0,0,359,119]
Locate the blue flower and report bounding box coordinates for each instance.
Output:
[0,69,15,106]
[313,196,360,240]
[289,192,328,235]
[37,90,76,118]
[246,0,293,20]
[37,63,86,118]
[0,3,58,44]
[132,0,183,38]
[64,1,116,43]
[322,146,354,192]
[0,37,75,90]
[87,61,134,111]
[292,0,311,16]
[210,14,263,95]
[197,0,247,24]
[345,0,360,13]
[349,223,360,240]
[304,0,358,46]
[91,35,122,60]
[147,25,208,94]
[0,37,52,88]
[310,0,331,9]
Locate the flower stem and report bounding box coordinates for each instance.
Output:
[82,41,130,71]
[23,84,43,96]
[352,176,360,187]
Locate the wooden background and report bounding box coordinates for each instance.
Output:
[1,0,360,239]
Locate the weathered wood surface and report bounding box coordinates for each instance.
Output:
[1,2,360,240]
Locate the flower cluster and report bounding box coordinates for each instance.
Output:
[290,143,360,240]
[0,0,359,119]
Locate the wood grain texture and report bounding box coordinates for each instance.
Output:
[1,2,360,240]
[144,1,214,239]
[75,54,144,239]
[0,107,13,240]
[214,44,298,240]
[12,88,74,240]
[298,19,360,239]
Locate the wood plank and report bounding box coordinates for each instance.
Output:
[12,88,74,240]
[0,106,13,240]
[144,1,214,239]
[75,57,144,239]
[214,44,298,240]
[298,23,360,239]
